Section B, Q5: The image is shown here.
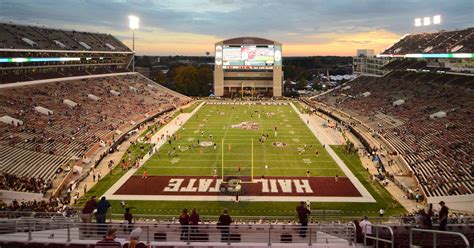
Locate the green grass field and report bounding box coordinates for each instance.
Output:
[139,103,342,178]
[77,101,406,218]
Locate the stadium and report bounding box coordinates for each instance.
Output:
[0,2,473,247]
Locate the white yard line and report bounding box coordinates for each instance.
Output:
[289,102,375,203]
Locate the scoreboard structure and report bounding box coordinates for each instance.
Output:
[214,37,283,97]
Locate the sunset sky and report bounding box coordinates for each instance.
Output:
[0,0,472,56]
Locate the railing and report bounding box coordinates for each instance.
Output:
[364,225,394,248]
[0,219,355,246]
[410,228,470,248]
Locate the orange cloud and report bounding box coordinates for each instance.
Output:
[113,27,400,56]
[284,30,401,56]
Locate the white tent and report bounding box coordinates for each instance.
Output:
[393,99,405,106]
[110,90,121,96]
[430,111,447,119]
[34,106,53,115]
[88,94,101,101]
[0,115,23,126]
[341,86,351,91]
[63,99,78,108]
[362,91,371,97]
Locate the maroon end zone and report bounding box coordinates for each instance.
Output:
[114,176,361,197]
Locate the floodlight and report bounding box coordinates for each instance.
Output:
[129,16,139,30]
[414,18,422,27]
[423,17,431,26]
[433,15,441,24]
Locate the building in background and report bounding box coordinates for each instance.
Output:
[214,37,283,97]
[353,49,388,77]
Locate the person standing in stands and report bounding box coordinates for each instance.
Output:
[360,216,372,236]
[438,201,449,231]
[96,196,111,235]
[296,201,311,238]
[179,208,190,241]
[189,208,201,233]
[218,208,233,242]
[124,208,134,233]
[81,196,97,237]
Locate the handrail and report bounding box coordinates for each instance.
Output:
[410,228,470,248]
[364,224,394,248]
[0,221,355,246]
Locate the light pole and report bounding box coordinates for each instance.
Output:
[129,15,139,72]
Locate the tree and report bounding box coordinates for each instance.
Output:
[297,78,307,90]
[154,70,166,85]
[172,65,212,96]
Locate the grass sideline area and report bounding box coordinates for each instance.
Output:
[76,101,405,218]
[76,142,153,206]
[293,101,308,114]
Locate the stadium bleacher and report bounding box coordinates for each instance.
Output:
[0,74,190,187]
[311,71,473,198]
[0,23,130,52]
[382,27,474,54]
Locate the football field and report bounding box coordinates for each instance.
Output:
[79,101,405,218]
[138,102,343,178]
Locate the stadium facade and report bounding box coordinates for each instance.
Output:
[213,37,283,97]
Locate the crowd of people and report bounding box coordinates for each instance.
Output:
[0,197,74,215]
[314,71,473,197]
[0,173,52,194]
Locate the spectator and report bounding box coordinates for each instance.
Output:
[353,219,364,243]
[217,208,232,242]
[189,208,201,233]
[296,201,311,238]
[81,196,97,237]
[96,196,111,235]
[124,208,134,233]
[95,228,121,248]
[123,227,147,248]
[438,201,449,231]
[360,216,372,235]
[179,208,190,241]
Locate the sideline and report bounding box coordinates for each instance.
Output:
[102,101,206,197]
[289,102,375,203]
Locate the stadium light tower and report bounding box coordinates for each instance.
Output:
[414,15,441,28]
[129,15,139,72]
